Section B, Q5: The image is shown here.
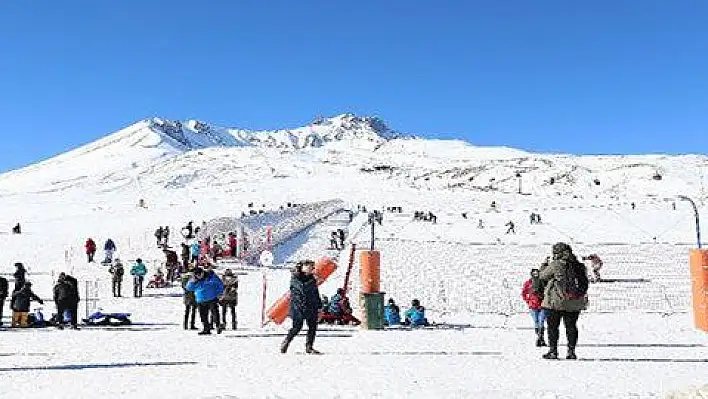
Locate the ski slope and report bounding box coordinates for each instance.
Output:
[0,114,707,398]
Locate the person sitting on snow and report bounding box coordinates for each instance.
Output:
[404,299,429,327]
[327,288,351,315]
[148,269,166,288]
[320,295,330,312]
[384,298,401,326]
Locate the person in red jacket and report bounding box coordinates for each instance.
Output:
[85,238,97,263]
[522,267,547,347]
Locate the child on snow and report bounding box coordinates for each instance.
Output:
[522,268,547,347]
[384,298,401,326]
[404,299,429,327]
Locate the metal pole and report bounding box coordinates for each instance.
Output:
[369,214,376,251]
[679,195,702,248]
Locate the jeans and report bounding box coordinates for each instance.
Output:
[133,276,144,297]
[530,309,547,329]
[221,303,237,330]
[112,280,122,297]
[184,304,196,329]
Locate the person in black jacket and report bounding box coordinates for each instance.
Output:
[53,276,74,328]
[11,282,43,327]
[58,273,80,329]
[280,260,322,354]
[0,276,8,326]
[13,263,27,293]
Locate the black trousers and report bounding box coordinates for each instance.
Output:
[112,280,122,297]
[184,304,196,329]
[69,302,79,327]
[285,316,318,349]
[133,276,144,297]
[546,309,580,349]
[198,300,220,331]
[87,251,95,262]
[221,303,237,329]
[0,298,4,324]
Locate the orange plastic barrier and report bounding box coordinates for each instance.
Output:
[689,249,708,332]
[360,250,381,293]
[266,257,338,325]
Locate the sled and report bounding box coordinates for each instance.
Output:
[82,312,132,326]
[318,311,361,326]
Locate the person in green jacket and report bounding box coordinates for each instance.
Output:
[130,258,148,298]
[539,242,588,360]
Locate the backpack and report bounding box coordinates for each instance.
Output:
[563,257,589,299]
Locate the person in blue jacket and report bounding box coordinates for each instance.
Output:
[190,242,201,264]
[103,238,117,264]
[185,267,224,335]
[130,258,148,298]
[281,260,322,354]
[384,298,401,326]
[404,299,429,327]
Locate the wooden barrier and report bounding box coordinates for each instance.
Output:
[690,249,708,332]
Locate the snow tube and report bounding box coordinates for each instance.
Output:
[360,250,380,293]
[266,257,337,325]
[690,249,708,332]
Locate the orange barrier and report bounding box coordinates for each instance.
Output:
[360,250,381,293]
[265,257,338,325]
[690,249,708,332]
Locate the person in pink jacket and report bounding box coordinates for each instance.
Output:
[522,267,547,347]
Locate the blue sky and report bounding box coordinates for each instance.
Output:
[1,1,706,172]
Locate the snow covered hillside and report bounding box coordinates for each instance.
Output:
[0,114,707,398]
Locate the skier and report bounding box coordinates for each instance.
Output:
[505,221,516,234]
[180,243,191,272]
[130,258,148,298]
[103,238,116,264]
[228,233,237,257]
[185,267,224,335]
[280,260,322,354]
[85,238,97,263]
[539,242,588,360]
[12,223,21,234]
[190,241,201,264]
[13,262,27,293]
[109,259,125,297]
[522,268,547,347]
[0,275,8,326]
[219,269,239,331]
[10,282,43,327]
[53,274,75,329]
[478,219,484,229]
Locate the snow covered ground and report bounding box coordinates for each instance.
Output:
[0,115,707,398]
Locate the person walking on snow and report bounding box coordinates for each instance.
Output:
[130,258,148,298]
[103,238,116,264]
[522,267,547,347]
[539,242,588,360]
[109,259,125,297]
[181,271,198,330]
[0,276,8,326]
[13,262,27,293]
[505,221,516,234]
[154,227,164,247]
[280,260,322,354]
[219,269,239,330]
[85,238,97,263]
[185,267,224,335]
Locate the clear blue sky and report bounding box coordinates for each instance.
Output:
[1,1,706,172]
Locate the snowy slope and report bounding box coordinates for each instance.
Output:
[0,114,707,398]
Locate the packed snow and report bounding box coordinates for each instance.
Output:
[0,114,706,398]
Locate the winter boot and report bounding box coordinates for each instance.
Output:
[542,348,558,360]
[198,329,211,335]
[566,347,577,360]
[305,346,322,355]
[280,339,291,354]
[536,327,547,347]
